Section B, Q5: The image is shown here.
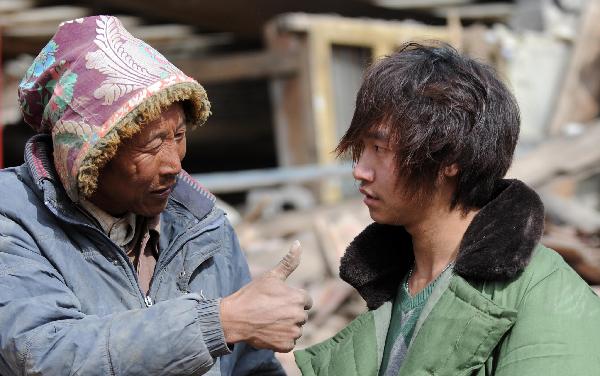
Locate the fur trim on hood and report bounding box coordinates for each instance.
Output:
[339,179,545,310]
[18,15,210,202]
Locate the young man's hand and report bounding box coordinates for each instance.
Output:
[220,241,312,352]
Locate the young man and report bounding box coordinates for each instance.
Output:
[294,42,600,375]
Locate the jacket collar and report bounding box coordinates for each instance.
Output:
[339,179,545,309]
[25,134,56,187]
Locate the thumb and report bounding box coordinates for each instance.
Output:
[268,240,302,281]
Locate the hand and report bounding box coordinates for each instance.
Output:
[220,240,312,352]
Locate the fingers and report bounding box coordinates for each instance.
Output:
[297,311,309,326]
[278,325,304,353]
[268,240,302,281]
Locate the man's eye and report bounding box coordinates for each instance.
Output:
[175,132,185,141]
[374,144,386,153]
[146,139,163,151]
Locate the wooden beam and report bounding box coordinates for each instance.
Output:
[172,50,299,84]
[432,3,515,20]
[0,0,34,14]
[265,21,317,167]
[0,6,89,28]
[190,163,351,194]
[549,0,600,135]
[365,0,473,10]
[541,189,600,234]
[130,27,233,55]
[74,0,437,39]
[276,13,451,47]
[507,123,600,187]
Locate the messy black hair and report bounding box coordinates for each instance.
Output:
[336,41,520,211]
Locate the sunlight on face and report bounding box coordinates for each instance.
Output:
[90,103,187,217]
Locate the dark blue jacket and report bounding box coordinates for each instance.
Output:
[0,135,283,375]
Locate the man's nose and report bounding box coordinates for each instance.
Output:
[160,143,182,177]
[352,156,374,182]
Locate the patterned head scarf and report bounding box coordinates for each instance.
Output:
[18,15,211,202]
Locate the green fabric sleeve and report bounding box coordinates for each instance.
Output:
[295,311,380,376]
[493,265,600,375]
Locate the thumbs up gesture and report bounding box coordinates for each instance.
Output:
[220,241,313,352]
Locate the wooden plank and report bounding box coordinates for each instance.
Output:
[172,50,299,84]
[372,42,394,60]
[307,29,340,202]
[366,0,473,9]
[130,27,233,54]
[132,23,196,39]
[0,6,89,28]
[548,0,600,135]
[277,13,451,47]
[540,189,600,234]
[0,0,34,14]
[433,3,515,20]
[0,14,144,58]
[190,163,351,194]
[74,0,438,39]
[507,122,600,187]
[265,21,316,167]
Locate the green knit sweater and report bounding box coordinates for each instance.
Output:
[379,273,439,376]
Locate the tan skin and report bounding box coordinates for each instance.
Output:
[90,104,187,217]
[91,103,312,352]
[353,128,478,296]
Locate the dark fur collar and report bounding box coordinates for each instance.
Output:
[339,179,545,310]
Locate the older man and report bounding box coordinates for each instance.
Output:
[0,16,310,375]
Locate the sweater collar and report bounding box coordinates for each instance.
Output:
[339,179,545,310]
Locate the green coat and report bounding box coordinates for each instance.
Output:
[295,180,600,375]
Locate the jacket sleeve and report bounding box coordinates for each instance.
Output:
[0,215,230,376]
[219,219,286,376]
[493,265,600,375]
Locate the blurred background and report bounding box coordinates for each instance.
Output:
[2,0,600,374]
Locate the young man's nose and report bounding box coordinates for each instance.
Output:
[352,156,374,182]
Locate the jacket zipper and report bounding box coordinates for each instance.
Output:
[46,197,224,308]
[47,199,149,308]
[147,217,224,301]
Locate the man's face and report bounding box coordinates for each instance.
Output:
[353,128,421,226]
[90,103,187,217]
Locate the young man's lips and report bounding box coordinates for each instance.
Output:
[359,187,378,200]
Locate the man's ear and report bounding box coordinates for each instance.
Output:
[442,163,459,178]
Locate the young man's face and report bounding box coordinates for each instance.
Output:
[353,128,421,226]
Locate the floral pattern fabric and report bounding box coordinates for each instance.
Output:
[17,15,208,202]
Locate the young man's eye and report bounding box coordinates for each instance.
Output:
[374,144,387,153]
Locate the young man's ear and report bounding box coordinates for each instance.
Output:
[442,163,459,178]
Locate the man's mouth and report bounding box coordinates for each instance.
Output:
[359,187,378,200]
[151,184,175,197]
